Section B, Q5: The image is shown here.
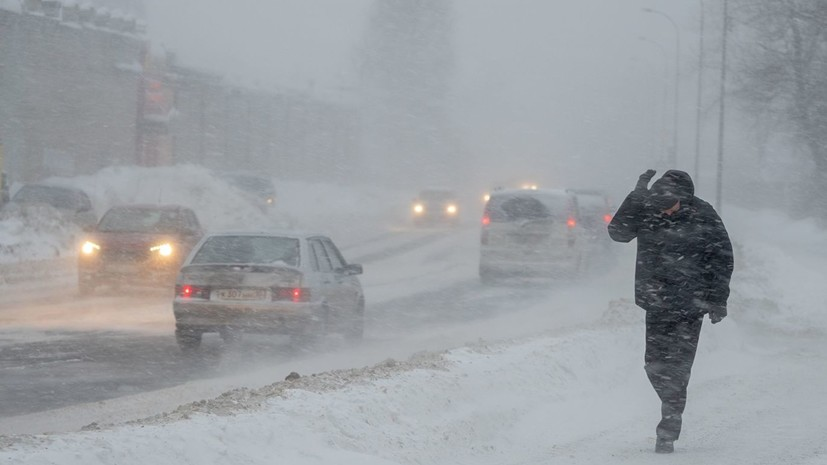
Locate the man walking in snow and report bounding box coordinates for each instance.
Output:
[608,169,734,453]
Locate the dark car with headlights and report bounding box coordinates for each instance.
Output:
[173,231,364,352]
[216,171,277,213]
[78,204,203,295]
[4,182,97,230]
[411,188,460,226]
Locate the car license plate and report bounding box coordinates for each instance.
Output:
[213,288,270,301]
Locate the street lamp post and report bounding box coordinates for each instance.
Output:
[638,37,671,165]
[643,8,681,168]
[695,0,705,185]
[716,0,729,212]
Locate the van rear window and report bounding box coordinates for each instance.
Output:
[486,194,568,222]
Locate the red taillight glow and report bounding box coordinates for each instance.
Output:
[274,287,311,303]
[482,214,490,226]
[603,214,613,224]
[177,284,208,299]
[567,217,577,228]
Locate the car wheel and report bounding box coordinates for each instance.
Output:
[219,327,242,345]
[344,299,365,342]
[176,327,203,353]
[479,265,498,286]
[289,332,319,349]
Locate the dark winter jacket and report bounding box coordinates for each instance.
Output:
[608,170,734,317]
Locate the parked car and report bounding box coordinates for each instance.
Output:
[4,182,97,230]
[173,231,365,352]
[479,188,586,284]
[216,171,277,213]
[411,188,460,226]
[77,204,204,295]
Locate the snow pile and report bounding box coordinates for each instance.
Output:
[0,326,647,465]
[0,165,412,263]
[0,205,78,262]
[725,208,827,333]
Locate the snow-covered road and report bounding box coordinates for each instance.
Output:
[0,173,824,464]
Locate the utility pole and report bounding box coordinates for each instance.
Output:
[716,0,728,212]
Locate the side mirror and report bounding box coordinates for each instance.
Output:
[339,263,363,276]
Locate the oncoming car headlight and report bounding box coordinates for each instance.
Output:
[445,204,458,215]
[413,203,425,214]
[150,243,174,257]
[81,241,100,255]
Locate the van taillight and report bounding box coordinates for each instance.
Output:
[567,217,577,228]
[482,213,490,226]
[274,287,310,303]
[603,214,613,224]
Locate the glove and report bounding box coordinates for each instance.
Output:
[635,169,657,192]
[708,305,727,324]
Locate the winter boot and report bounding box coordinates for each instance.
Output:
[655,438,674,454]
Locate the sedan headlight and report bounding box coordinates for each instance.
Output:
[446,204,458,215]
[413,203,425,214]
[150,243,174,257]
[81,241,101,255]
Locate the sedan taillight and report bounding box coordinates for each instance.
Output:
[273,287,311,303]
[176,284,210,299]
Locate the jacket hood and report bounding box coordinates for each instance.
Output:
[649,170,695,209]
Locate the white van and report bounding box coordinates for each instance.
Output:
[479,188,585,284]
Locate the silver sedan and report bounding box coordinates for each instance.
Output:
[173,231,364,351]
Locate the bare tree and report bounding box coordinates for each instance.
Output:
[733,0,827,212]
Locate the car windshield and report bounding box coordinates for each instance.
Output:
[419,190,456,203]
[98,208,182,233]
[12,185,83,210]
[575,194,608,214]
[190,236,300,266]
[487,193,567,222]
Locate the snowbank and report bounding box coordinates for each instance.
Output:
[0,165,412,263]
[0,177,825,464]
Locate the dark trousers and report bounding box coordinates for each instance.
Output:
[644,312,703,441]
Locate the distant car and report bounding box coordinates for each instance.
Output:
[567,189,614,239]
[479,188,586,284]
[567,189,617,269]
[4,183,96,230]
[77,204,204,295]
[216,171,277,212]
[411,188,460,226]
[173,232,365,352]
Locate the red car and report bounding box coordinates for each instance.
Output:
[77,204,203,295]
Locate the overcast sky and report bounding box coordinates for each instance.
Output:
[143,1,706,197]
